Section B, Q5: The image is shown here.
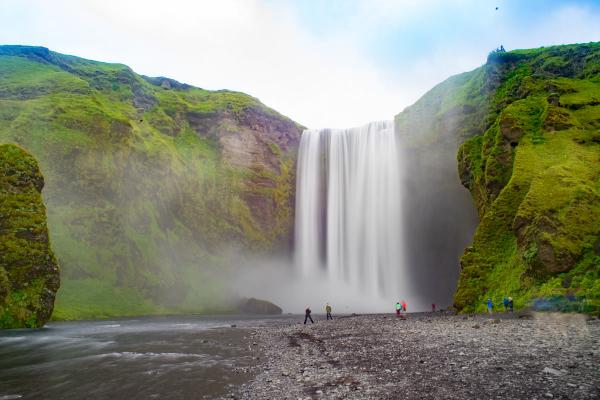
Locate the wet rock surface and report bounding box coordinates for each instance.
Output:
[237,312,600,399]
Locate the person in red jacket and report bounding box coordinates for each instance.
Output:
[401,300,407,312]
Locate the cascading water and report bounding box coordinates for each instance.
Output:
[294,121,406,308]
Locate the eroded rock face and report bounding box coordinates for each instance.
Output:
[0,144,60,328]
[187,108,302,246]
[188,109,301,172]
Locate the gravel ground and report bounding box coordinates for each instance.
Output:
[236,312,600,399]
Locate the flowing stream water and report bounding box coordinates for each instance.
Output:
[294,121,406,307]
[0,315,290,400]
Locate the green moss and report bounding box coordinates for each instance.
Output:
[535,252,600,312]
[0,56,90,99]
[0,144,59,328]
[268,141,282,156]
[52,278,160,320]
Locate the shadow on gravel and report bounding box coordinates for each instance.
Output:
[288,332,325,349]
[303,375,362,397]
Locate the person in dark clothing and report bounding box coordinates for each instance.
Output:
[432,303,436,312]
[304,307,314,324]
[503,297,509,311]
[508,297,514,312]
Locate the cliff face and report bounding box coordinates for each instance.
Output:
[396,42,599,313]
[455,43,600,313]
[0,45,302,319]
[0,144,59,328]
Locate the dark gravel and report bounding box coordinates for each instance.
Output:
[237,312,600,399]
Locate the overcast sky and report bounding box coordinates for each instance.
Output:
[1,0,599,128]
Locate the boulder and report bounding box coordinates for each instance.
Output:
[238,297,282,315]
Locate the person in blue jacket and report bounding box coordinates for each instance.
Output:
[487,298,493,314]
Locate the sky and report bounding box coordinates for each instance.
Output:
[1,0,599,128]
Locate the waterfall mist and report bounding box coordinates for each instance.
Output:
[399,145,478,310]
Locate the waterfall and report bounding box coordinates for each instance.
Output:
[294,121,404,305]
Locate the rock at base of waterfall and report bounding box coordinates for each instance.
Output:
[238,298,283,314]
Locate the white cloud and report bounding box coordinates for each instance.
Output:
[0,0,599,128]
[0,0,397,128]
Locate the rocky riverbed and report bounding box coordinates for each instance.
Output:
[236,312,600,399]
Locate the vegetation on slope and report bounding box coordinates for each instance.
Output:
[455,43,600,313]
[0,45,302,319]
[0,144,59,328]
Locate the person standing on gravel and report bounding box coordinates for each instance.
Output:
[503,297,509,311]
[508,297,514,312]
[487,298,493,314]
[395,302,402,317]
[325,303,333,320]
[304,307,314,324]
[402,300,407,312]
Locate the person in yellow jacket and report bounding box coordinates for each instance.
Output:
[326,303,333,320]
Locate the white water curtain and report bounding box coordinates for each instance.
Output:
[294,121,404,300]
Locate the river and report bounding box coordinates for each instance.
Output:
[0,315,291,399]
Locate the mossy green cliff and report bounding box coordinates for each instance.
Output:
[0,144,59,328]
[398,42,600,313]
[0,45,302,319]
[457,43,600,313]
